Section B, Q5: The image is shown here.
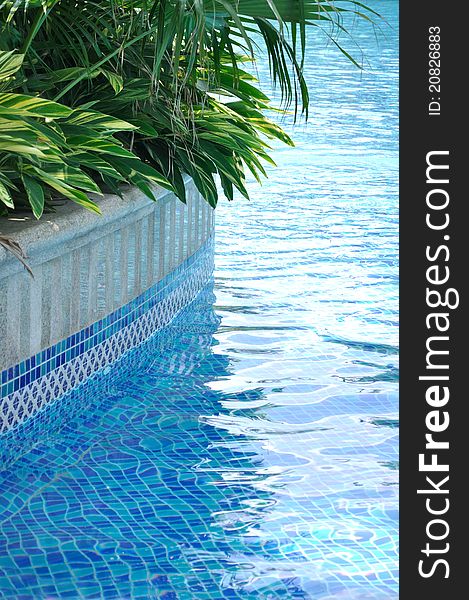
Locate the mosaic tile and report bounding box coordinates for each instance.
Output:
[0,282,397,599]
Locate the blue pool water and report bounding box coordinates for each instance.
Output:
[0,1,398,598]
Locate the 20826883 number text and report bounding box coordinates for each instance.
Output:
[428,26,441,116]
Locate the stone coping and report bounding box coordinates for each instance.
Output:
[0,181,184,279]
[0,177,214,372]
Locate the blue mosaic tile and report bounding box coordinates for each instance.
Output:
[0,277,398,597]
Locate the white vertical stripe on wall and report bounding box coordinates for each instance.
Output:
[96,238,107,318]
[6,275,20,364]
[87,241,98,325]
[119,227,129,307]
[174,201,181,269]
[29,264,42,356]
[153,204,161,282]
[178,200,185,266]
[194,192,200,252]
[139,217,148,293]
[61,253,73,336]
[105,235,115,315]
[194,192,200,253]
[112,230,122,308]
[49,256,63,346]
[146,210,155,290]
[19,275,31,359]
[70,248,81,333]
[0,283,9,361]
[182,197,189,263]
[169,199,176,272]
[165,201,173,277]
[186,193,193,260]
[40,261,52,350]
[126,222,136,300]
[158,201,166,279]
[200,198,205,243]
[134,219,143,297]
[0,185,214,371]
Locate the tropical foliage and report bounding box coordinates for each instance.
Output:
[0,0,376,218]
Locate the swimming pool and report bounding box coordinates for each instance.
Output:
[0,1,398,598]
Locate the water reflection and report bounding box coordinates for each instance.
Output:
[1,282,397,598]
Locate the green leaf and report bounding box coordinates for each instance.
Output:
[106,156,174,191]
[65,110,136,131]
[0,93,73,118]
[39,163,102,194]
[100,69,124,94]
[0,50,24,82]
[0,180,14,208]
[127,174,157,202]
[21,173,45,219]
[65,136,137,158]
[70,152,124,180]
[0,138,50,158]
[23,165,101,214]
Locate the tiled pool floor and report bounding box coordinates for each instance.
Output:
[0,285,397,599]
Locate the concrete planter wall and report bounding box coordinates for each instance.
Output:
[0,178,214,433]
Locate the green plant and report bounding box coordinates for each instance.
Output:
[0,1,377,217]
[0,50,172,218]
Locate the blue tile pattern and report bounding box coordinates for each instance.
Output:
[0,284,398,599]
[0,237,214,433]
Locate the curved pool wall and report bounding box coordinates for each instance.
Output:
[0,178,214,433]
